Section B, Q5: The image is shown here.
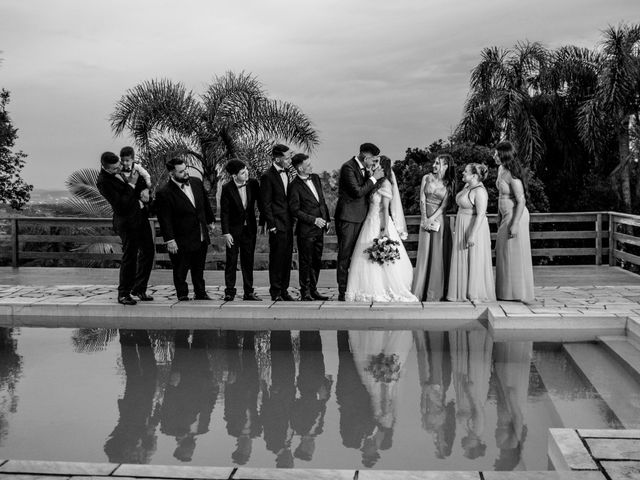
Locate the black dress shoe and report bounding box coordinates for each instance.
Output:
[272,295,284,301]
[311,291,329,301]
[243,293,263,301]
[118,295,137,306]
[194,294,213,301]
[132,292,154,301]
[281,292,296,301]
[224,294,235,302]
[338,293,346,302]
[300,294,315,301]
[177,296,190,301]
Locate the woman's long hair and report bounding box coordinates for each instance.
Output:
[435,154,457,204]
[495,141,529,199]
[380,155,394,183]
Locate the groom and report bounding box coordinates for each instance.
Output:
[334,142,385,301]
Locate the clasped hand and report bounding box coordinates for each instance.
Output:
[314,217,327,228]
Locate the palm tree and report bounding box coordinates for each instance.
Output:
[456,42,549,169]
[576,23,640,211]
[110,71,319,209]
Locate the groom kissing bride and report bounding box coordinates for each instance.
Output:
[335,143,419,303]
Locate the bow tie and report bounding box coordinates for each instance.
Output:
[276,168,287,174]
[236,183,246,189]
[180,183,187,190]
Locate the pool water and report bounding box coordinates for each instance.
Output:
[0,327,629,471]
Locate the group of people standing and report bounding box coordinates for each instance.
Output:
[97,140,534,305]
[413,141,534,304]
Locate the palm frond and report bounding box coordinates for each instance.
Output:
[65,168,112,216]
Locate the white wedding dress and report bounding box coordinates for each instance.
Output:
[345,178,419,302]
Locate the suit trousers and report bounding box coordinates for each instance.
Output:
[336,219,364,295]
[118,217,155,297]
[297,233,324,296]
[224,225,256,296]
[169,241,208,298]
[268,229,293,298]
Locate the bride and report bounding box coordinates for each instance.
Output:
[345,156,419,302]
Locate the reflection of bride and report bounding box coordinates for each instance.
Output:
[449,329,493,460]
[346,156,418,302]
[349,330,413,467]
[493,341,532,471]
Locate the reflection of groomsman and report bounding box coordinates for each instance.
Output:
[160,331,219,462]
[260,145,295,301]
[220,159,262,302]
[155,159,216,301]
[224,331,261,465]
[288,154,331,301]
[291,331,332,462]
[104,330,158,463]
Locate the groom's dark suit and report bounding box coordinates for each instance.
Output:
[288,174,331,297]
[334,157,378,296]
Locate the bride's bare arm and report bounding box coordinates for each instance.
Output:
[380,179,392,236]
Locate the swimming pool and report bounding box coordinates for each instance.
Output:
[0,327,635,471]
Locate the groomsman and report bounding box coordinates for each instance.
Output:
[260,144,295,301]
[334,143,384,301]
[96,151,154,305]
[288,153,331,301]
[220,159,262,302]
[155,158,215,301]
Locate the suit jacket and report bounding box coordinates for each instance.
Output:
[334,157,377,224]
[220,178,262,238]
[288,174,331,238]
[260,165,292,232]
[155,177,215,252]
[96,169,149,234]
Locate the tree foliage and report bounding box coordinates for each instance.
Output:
[0,89,32,210]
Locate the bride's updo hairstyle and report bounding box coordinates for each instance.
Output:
[468,163,488,181]
[379,155,394,183]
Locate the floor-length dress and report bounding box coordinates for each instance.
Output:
[345,180,418,302]
[495,171,535,302]
[412,175,452,301]
[447,185,496,302]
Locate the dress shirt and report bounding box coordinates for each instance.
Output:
[299,175,319,202]
[172,178,195,207]
[235,181,247,209]
[274,163,288,193]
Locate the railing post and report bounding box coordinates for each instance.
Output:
[608,213,615,267]
[595,213,602,266]
[150,218,157,270]
[11,218,19,269]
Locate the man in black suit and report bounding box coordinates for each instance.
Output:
[220,159,262,302]
[155,158,216,301]
[97,151,155,305]
[334,143,385,301]
[260,144,295,301]
[288,153,331,301]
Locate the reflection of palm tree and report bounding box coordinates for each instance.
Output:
[493,341,532,471]
[72,328,118,353]
[414,331,455,459]
[449,329,493,460]
[0,328,22,447]
[224,331,261,465]
[261,331,296,468]
[160,331,219,462]
[104,330,158,464]
[291,331,333,463]
[349,330,413,468]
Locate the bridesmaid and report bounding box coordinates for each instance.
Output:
[494,141,535,303]
[447,163,495,302]
[412,154,456,301]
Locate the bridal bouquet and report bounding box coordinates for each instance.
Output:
[365,353,402,383]
[364,236,401,265]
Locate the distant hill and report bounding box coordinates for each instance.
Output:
[29,189,70,204]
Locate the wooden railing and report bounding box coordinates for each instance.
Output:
[0,212,626,270]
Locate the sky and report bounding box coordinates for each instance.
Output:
[1,0,638,190]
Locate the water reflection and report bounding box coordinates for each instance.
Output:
[104,330,158,463]
[0,328,22,447]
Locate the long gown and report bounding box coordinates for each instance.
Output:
[447,185,496,302]
[412,174,452,301]
[495,170,535,302]
[345,180,418,302]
